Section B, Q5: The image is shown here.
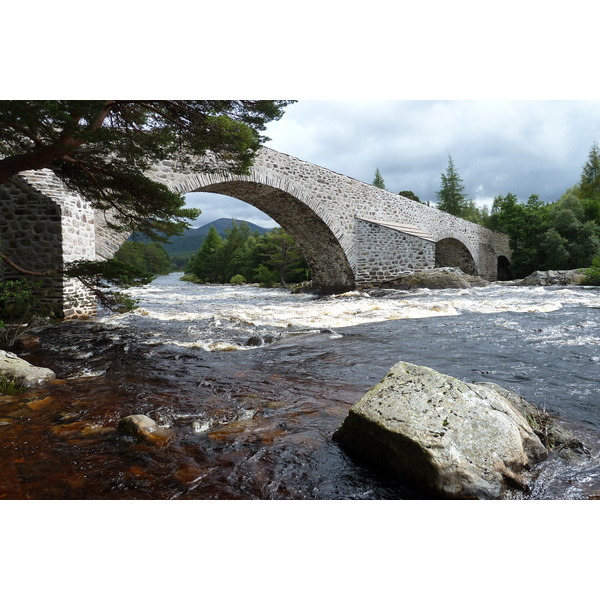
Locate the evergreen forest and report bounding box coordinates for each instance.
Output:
[183,221,310,287]
[430,142,600,279]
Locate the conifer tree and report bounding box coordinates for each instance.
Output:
[579,141,600,200]
[0,100,294,241]
[372,168,386,189]
[186,225,223,282]
[436,155,469,218]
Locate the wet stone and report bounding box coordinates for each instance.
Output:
[117,414,173,446]
[26,396,53,411]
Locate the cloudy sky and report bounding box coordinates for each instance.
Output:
[185,100,600,228]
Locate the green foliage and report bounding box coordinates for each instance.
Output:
[230,274,246,284]
[488,193,551,276]
[462,199,490,225]
[186,225,224,282]
[0,279,38,319]
[253,264,279,287]
[488,155,600,277]
[114,241,171,275]
[62,258,153,312]
[540,229,571,269]
[0,279,49,347]
[0,279,42,332]
[0,375,26,395]
[0,100,294,241]
[399,190,422,203]
[582,255,600,285]
[180,273,202,284]
[579,141,600,201]
[185,224,309,287]
[253,228,308,285]
[372,168,386,189]
[219,221,255,281]
[436,155,470,218]
[64,259,155,288]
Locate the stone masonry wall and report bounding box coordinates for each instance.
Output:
[0,170,98,318]
[149,146,511,285]
[0,177,64,313]
[94,210,130,261]
[355,219,435,283]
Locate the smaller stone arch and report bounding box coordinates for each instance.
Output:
[496,255,512,281]
[435,238,478,275]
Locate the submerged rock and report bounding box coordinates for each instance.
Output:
[504,269,586,286]
[0,350,56,387]
[333,361,549,499]
[117,415,172,446]
[362,267,489,291]
[14,334,42,351]
[245,334,277,347]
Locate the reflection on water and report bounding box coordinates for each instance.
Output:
[1,274,599,499]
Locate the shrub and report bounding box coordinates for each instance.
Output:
[180,273,202,283]
[230,274,246,285]
[253,264,278,287]
[0,375,26,395]
[582,255,600,285]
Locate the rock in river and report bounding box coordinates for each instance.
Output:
[0,350,56,387]
[333,361,549,499]
[117,415,172,446]
[362,267,489,291]
[503,269,586,286]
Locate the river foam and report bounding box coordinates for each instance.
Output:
[107,274,600,352]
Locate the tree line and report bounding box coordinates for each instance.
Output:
[113,241,171,276]
[373,142,600,278]
[183,221,309,286]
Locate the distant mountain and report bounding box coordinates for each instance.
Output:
[128,218,274,261]
[184,218,272,240]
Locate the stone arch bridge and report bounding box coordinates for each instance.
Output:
[0,146,510,318]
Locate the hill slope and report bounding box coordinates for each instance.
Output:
[129,218,273,263]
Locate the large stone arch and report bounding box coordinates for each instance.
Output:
[165,168,356,294]
[148,147,512,287]
[497,255,512,281]
[1,146,513,317]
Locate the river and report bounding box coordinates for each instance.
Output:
[1,273,600,499]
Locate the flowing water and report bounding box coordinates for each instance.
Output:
[1,273,600,499]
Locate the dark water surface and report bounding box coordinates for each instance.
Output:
[1,275,599,499]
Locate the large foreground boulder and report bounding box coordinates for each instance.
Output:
[333,361,549,499]
[0,350,56,388]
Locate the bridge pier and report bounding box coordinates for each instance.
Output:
[354,218,436,284]
[0,172,99,319]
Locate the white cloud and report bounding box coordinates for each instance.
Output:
[182,100,600,225]
[264,100,600,204]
